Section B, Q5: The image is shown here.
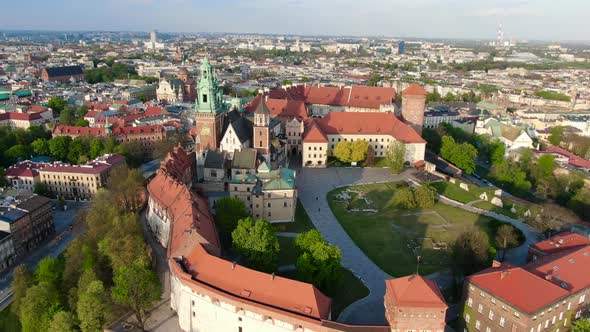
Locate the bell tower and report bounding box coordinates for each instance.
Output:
[194,57,225,162]
[253,96,271,163]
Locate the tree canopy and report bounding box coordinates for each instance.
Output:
[386,141,405,174]
[451,229,490,276]
[214,196,249,238]
[232,217,280,273]
[294,230,342,293]
[440,136,477,174]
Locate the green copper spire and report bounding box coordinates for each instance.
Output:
[195,57,224,114]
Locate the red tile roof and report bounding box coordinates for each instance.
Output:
[0,112,43,121]
[147,170,220,257]
[303,120,328,143]
[53,125,105,136]
[530,232,590,256]
[27,105,49,113]
[468,265,569,314]
[250,85,397,110]
[385,275,447,309]
[40,154,125,175]
[5,161,50,178]
[402,84,428,97]
[306,112,425,144]
[526,245,590,294]
[246,96,308,118]
[182,244,332,320]
[544,145,590,169]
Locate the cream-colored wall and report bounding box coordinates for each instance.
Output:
[302,142,328,167]
[146,196,171,248]
[170,273,320,332]
[39,171,102,199]
[231,184,296,222]
[305,134,426,166]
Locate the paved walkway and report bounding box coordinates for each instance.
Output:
[298,167,415,325]
[276,232,299,238]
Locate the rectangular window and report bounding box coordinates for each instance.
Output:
[465,313,471,323]
[500,317,505,327]
[478,304,483,313]
[202,94,208,103]
[475,320,481,330]
[580,295,586,304]
[489,310,494,320]
[468,298,473,307]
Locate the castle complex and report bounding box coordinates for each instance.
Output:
[146,146,448,332]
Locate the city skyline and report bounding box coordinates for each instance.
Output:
[2,0,589,42]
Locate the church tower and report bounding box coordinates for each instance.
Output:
[194,57,225,163]
[253,96,271,163]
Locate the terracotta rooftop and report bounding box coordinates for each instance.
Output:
[305,112,425,144]
[303,120,329,143]
[246,96,308,118]
[182,244,332,320]
[402,83,428,97]
[468,265,569,315]
[526,245,590,294]
[530,232,590,256]
[385,275,447,309]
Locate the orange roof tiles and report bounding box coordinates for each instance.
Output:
[182,244,332,320]
[468,266,569,314]
[303,120,328,143]
[385,275,447,309]
[306,112,425,144]
[526,246,590,294]
[247,96,308,118]
[402,84,428,96]
[530,232,590,256]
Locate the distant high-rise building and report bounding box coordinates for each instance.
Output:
[150,30,157,44]
[497,21,504,47]
[398,40,406,54]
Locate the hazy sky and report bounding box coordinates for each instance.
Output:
[2,0,589,41]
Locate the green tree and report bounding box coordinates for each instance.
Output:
[78,279,111,332]
[34,182,52,197]
[572,318,590,332]
[422,128,442,153]
[350,140,369,163]
[31,138,50,156]
[392,187,417,209]
[489,141,506,164]
[440,136,477,174]
[67,138,88,164]
[75,119,90,127]
[35,257,64,288]
[548,126,564,146]
[102,137,117,154]
[413,185,436,208]
[4,144,30,163]
[451,229,490,277]
[386,141,405,174]
[11,265,33,316]
[333,141,352,163]
[530,155,555,183]
[89,138,104,159]
[60,107,75,125]
[495,224,518,261]
[48,97,66,114]
[20,282,62,332]
[106,167,145,212]
[214,197,249,237]
[49,135,72,160]
[48,311,78,332]
[295,233,342,293]
[518,148,533,172]
[112,261,161,332]
[526,204,578,238]
[231,217,280,273]
[99,213,148,271]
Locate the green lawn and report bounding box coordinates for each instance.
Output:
[274,200,316,233]
[472,200,526,219]
[328,182,524,277]
[0,307,21,332]
[430,180,494,204]
[279,267,369,319]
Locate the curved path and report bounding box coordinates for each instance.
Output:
[298,167,413,325]
[298,168,542,325]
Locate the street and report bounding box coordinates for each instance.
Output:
[0,200,89,311]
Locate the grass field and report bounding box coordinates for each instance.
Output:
[430,180,495,204]
[277,236,298,266]
[328,182,524,277]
